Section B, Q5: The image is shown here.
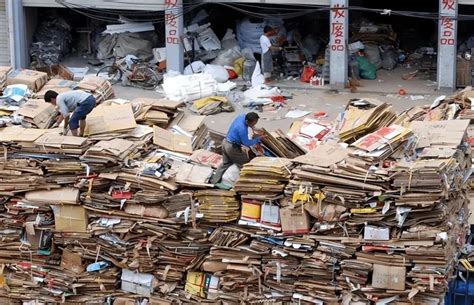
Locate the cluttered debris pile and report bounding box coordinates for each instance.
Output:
[0,62,473,304]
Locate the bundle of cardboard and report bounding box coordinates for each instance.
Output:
[0,93,471,305]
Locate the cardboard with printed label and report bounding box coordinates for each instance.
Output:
[372,264,406,291]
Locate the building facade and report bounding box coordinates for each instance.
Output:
[1,0,474,90]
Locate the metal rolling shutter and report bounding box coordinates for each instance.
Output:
[0,0,10,66]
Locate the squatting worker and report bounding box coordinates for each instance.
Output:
[260,26,282,83]
[45,90,96,137]
[211,112,262,184]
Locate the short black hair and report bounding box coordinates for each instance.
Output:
[44,90,59,102]
[264,26,273,34]
[245,112,260,123]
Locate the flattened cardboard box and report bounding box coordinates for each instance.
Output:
[15,99,57,128]
[61,249,84,273]
[50,205,88,233]
[153,126,193,154]
[280,207,310,235]
[6,69,48,92]
[36,64,74,81]
[25,188,79,205]
[372,264,406,291]
[85,104,137,136]
[35,79,77,99]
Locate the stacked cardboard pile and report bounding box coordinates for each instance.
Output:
[338,99,397,143]
[14,99,58,129]
[77,75,115,104]
[0,94,471,305]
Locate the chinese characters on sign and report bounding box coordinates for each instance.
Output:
[440,17,455,45]
[331,4,345,52]
[165,0,179,45]
[440,0,456,46]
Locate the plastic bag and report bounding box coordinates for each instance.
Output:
[222,164,240,187]
[211,47,241,66]
[381,46,398,71]
[184,61,206,75]
[204,64,230,83]
[364,44,382,70]
[300,65,316,83]
[356,56,376,80]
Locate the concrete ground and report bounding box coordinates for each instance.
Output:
[62,55,445,134]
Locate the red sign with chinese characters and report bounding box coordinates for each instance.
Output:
[440,16,455,45]
[330,4,345,52]
[165,0,179,45]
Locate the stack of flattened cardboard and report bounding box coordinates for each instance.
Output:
[34,79,77,99]
[84,103,137,139]
[234,157,293,200]
[6,69,48,92]
[131,97,184,128]
[14,99,58,129]
[338,99,397,143]
[76,75,115,104]
[260,128,305,159]
[0,95,472,305]
[195,190,240,223]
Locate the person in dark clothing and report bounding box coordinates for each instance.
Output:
[211,112,262,184]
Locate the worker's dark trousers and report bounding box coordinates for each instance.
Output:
[211,139,250,184]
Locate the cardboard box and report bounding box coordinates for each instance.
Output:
[185,272,219,299]
[15,99,57,129]
[61,249,84,273]
[364,226,390,241]
[153,126,193,154]
[85,104,137,136]
[372,264,406,291]
[280,207,311,235]
[121,269,156,297]
[51,205,88,232]
[36,64,74,81]
[6,69,48,92]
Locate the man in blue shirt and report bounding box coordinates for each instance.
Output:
[211,112,262,184]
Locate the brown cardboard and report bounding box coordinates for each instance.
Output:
[36,64,74,81]
[61,249,84,273]
[34,133,88,148]
[153,126,193,154]
[85,104,137,136]
[372,264,406,291]
[34,79,77,99]
[0,126,48,143]
[25,188,79,205]
[410,120,470,148]
[51,205,88,233]
[6,69,48,92]
[15,99,57,129]
[280,207,311,235]
[293,142,351,167]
